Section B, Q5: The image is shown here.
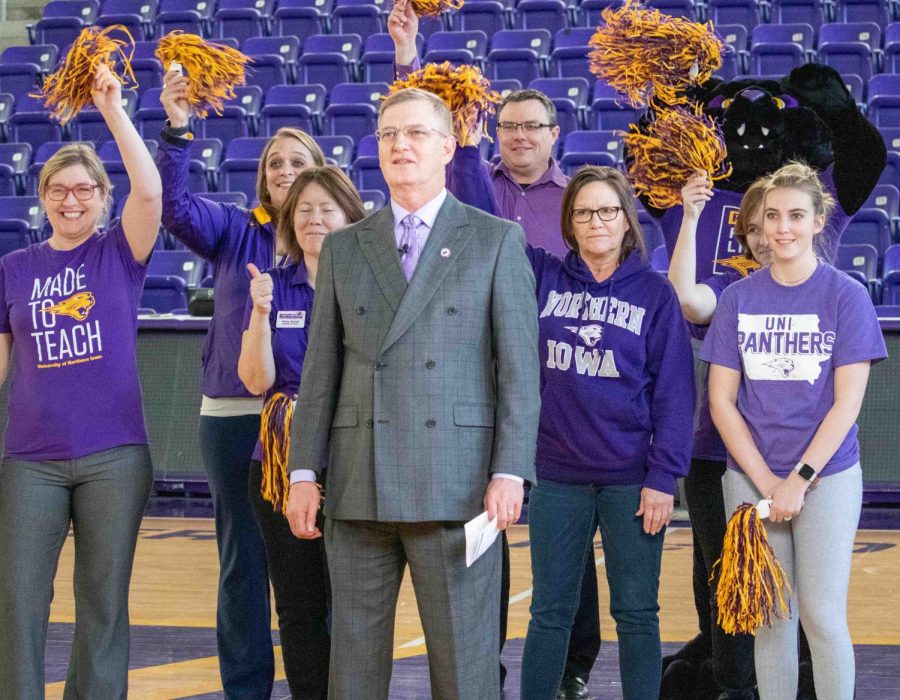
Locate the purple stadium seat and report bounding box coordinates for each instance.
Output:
[487,30,547,84]
[262,83,324,134]
[576,0,620,28]
[650,245,668,273]
[451,2,507,36]
[155,10,205,38]
[0,64,40,103]
[323,82,389,143]
[8,95,62,148]
[243,36,300,83]
[95,13,149,42]
[842,209,893,256]
[272,5,324,45]
[751,23,816,60]
[768,0,827,31]
[515,0,568,34]
[834,0,891,29]
[351,155,388,199]
[42,0,99,21]
[212,8,265,44]
[363,33,417,81]
[134,87,169,138]
[359,188,386,213]
[878,151,900,189]
[141,275,189,313]
[0,143,31,194]
[98,138,158,162]
[749,43,806,75]
[885,22,900,73]
[101,0,158,38]
[707,0,761,28]
[818,22,880,80]
[590,81,641,131]
[563,128,622,162]
[426,31,487,64]
[314,135,354,170]
[193,106,250,143]
[30,17,83,51]
[645,0,697,21]
[881,244,900,304]
[297,34,362,91]
[1,45,59,76]
[835,243,879,300]
[333,0,385,38]
[0,196,43,235]
[147,249,205,286]
[868,74,900,128]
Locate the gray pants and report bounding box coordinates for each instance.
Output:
[0,445,153,700]
[723,464,862,700]
[325,519,501,700]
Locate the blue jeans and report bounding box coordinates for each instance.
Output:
[521,480,664,700]
[199,415,273,699]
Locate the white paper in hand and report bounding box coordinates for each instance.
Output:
[465,511,500,567]
[756,499,773,519]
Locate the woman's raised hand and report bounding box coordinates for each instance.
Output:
[160,65,191,129]
[680,171,713,221]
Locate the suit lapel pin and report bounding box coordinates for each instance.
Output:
[440,248,451,258]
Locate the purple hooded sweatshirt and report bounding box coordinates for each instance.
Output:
[528,246,695,495]
[157,133,281,399]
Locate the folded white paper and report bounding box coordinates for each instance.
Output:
[756,499,773,519]
[465,511,500,567]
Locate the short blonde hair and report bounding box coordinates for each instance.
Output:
[378,88,453,135]
[39,143,112,207]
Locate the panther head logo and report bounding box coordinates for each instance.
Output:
[763,356,795,378]
[565,324,604,348]
[43,292,96,322]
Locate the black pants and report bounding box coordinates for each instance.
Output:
[500,532,601,683]
[684,458,756,694]
[249,461,330,700]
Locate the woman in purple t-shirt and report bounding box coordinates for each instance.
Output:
[0,65,161,697]
[237,166,366,699]
[702,162,887,700]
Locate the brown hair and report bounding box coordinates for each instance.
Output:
[498,88,558,126]
[378,87,453,135]
[278,165,367,262]
[560,166,646,262]
[733,177,768,260]
[39,143,112,211]
[257,128,325,221]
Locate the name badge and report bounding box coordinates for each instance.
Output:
[276,310,306,328]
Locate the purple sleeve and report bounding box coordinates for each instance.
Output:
[447,146,500,217]
[832,280,888,367]
[702,267,744,301]
[0,261,8,333]
[643,282,696,494]
[394,56,421,81]
[157,135,240,262]
[700,287,742,370]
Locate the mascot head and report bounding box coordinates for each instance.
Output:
[695,68,842,192]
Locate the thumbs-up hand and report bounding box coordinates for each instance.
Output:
[247,263,273,315]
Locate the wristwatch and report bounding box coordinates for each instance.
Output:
[793,462,818,483]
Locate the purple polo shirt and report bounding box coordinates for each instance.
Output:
[241,261,314,461]
[0,223,148,459]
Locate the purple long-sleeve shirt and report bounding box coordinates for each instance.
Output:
[157,133,281,398]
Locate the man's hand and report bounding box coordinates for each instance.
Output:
[635,487,673,536]
[484,477,524,531]
[388,0,419,65]
[286,482,323,539]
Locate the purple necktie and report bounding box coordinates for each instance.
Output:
[399,214,422,281]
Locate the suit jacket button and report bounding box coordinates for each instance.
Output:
[425,419,436,428]
[375,361,385,370]
[425,360,436,369]
[356,306,366,315]
[365,419,374,428]
[447,307,457,315]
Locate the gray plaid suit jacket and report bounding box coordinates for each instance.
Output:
[289,193,540,522]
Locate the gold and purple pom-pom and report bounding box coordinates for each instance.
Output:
[588,0,724,107]
[624,104,731,209]
[410,0,464,17]
[260,392,295,514]
[155,31,251,118]
[389,61,501,145]
[711,503,792,635]
[35,24,138,124]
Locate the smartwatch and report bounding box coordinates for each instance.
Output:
[793,462,817,483]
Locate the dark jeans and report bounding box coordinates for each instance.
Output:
[249,461,330,700]
[522,480,663,700]
[199,415,273,699]
[684,459,756,694]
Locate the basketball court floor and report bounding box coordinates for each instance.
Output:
[43,511,900,699]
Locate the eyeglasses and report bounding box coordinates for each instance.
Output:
[44,184,100,202]
[571,207,623,223]
[496,121,555,134]
[375,126,448,143]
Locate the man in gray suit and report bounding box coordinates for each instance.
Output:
[285,87,540,700]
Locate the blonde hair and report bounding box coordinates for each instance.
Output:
[764,161,835,220]
[256,128,325,221]
[39,143,112,207]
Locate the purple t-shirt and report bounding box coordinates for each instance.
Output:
[0,223,148,460]
[700,263,886,479]
[241,261,314,461]
[683,165,849,462]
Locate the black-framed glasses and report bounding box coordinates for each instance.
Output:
[571,206,623,223]
[496,121,555,134]
[44,184,100,202]
[375,125,448,143]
